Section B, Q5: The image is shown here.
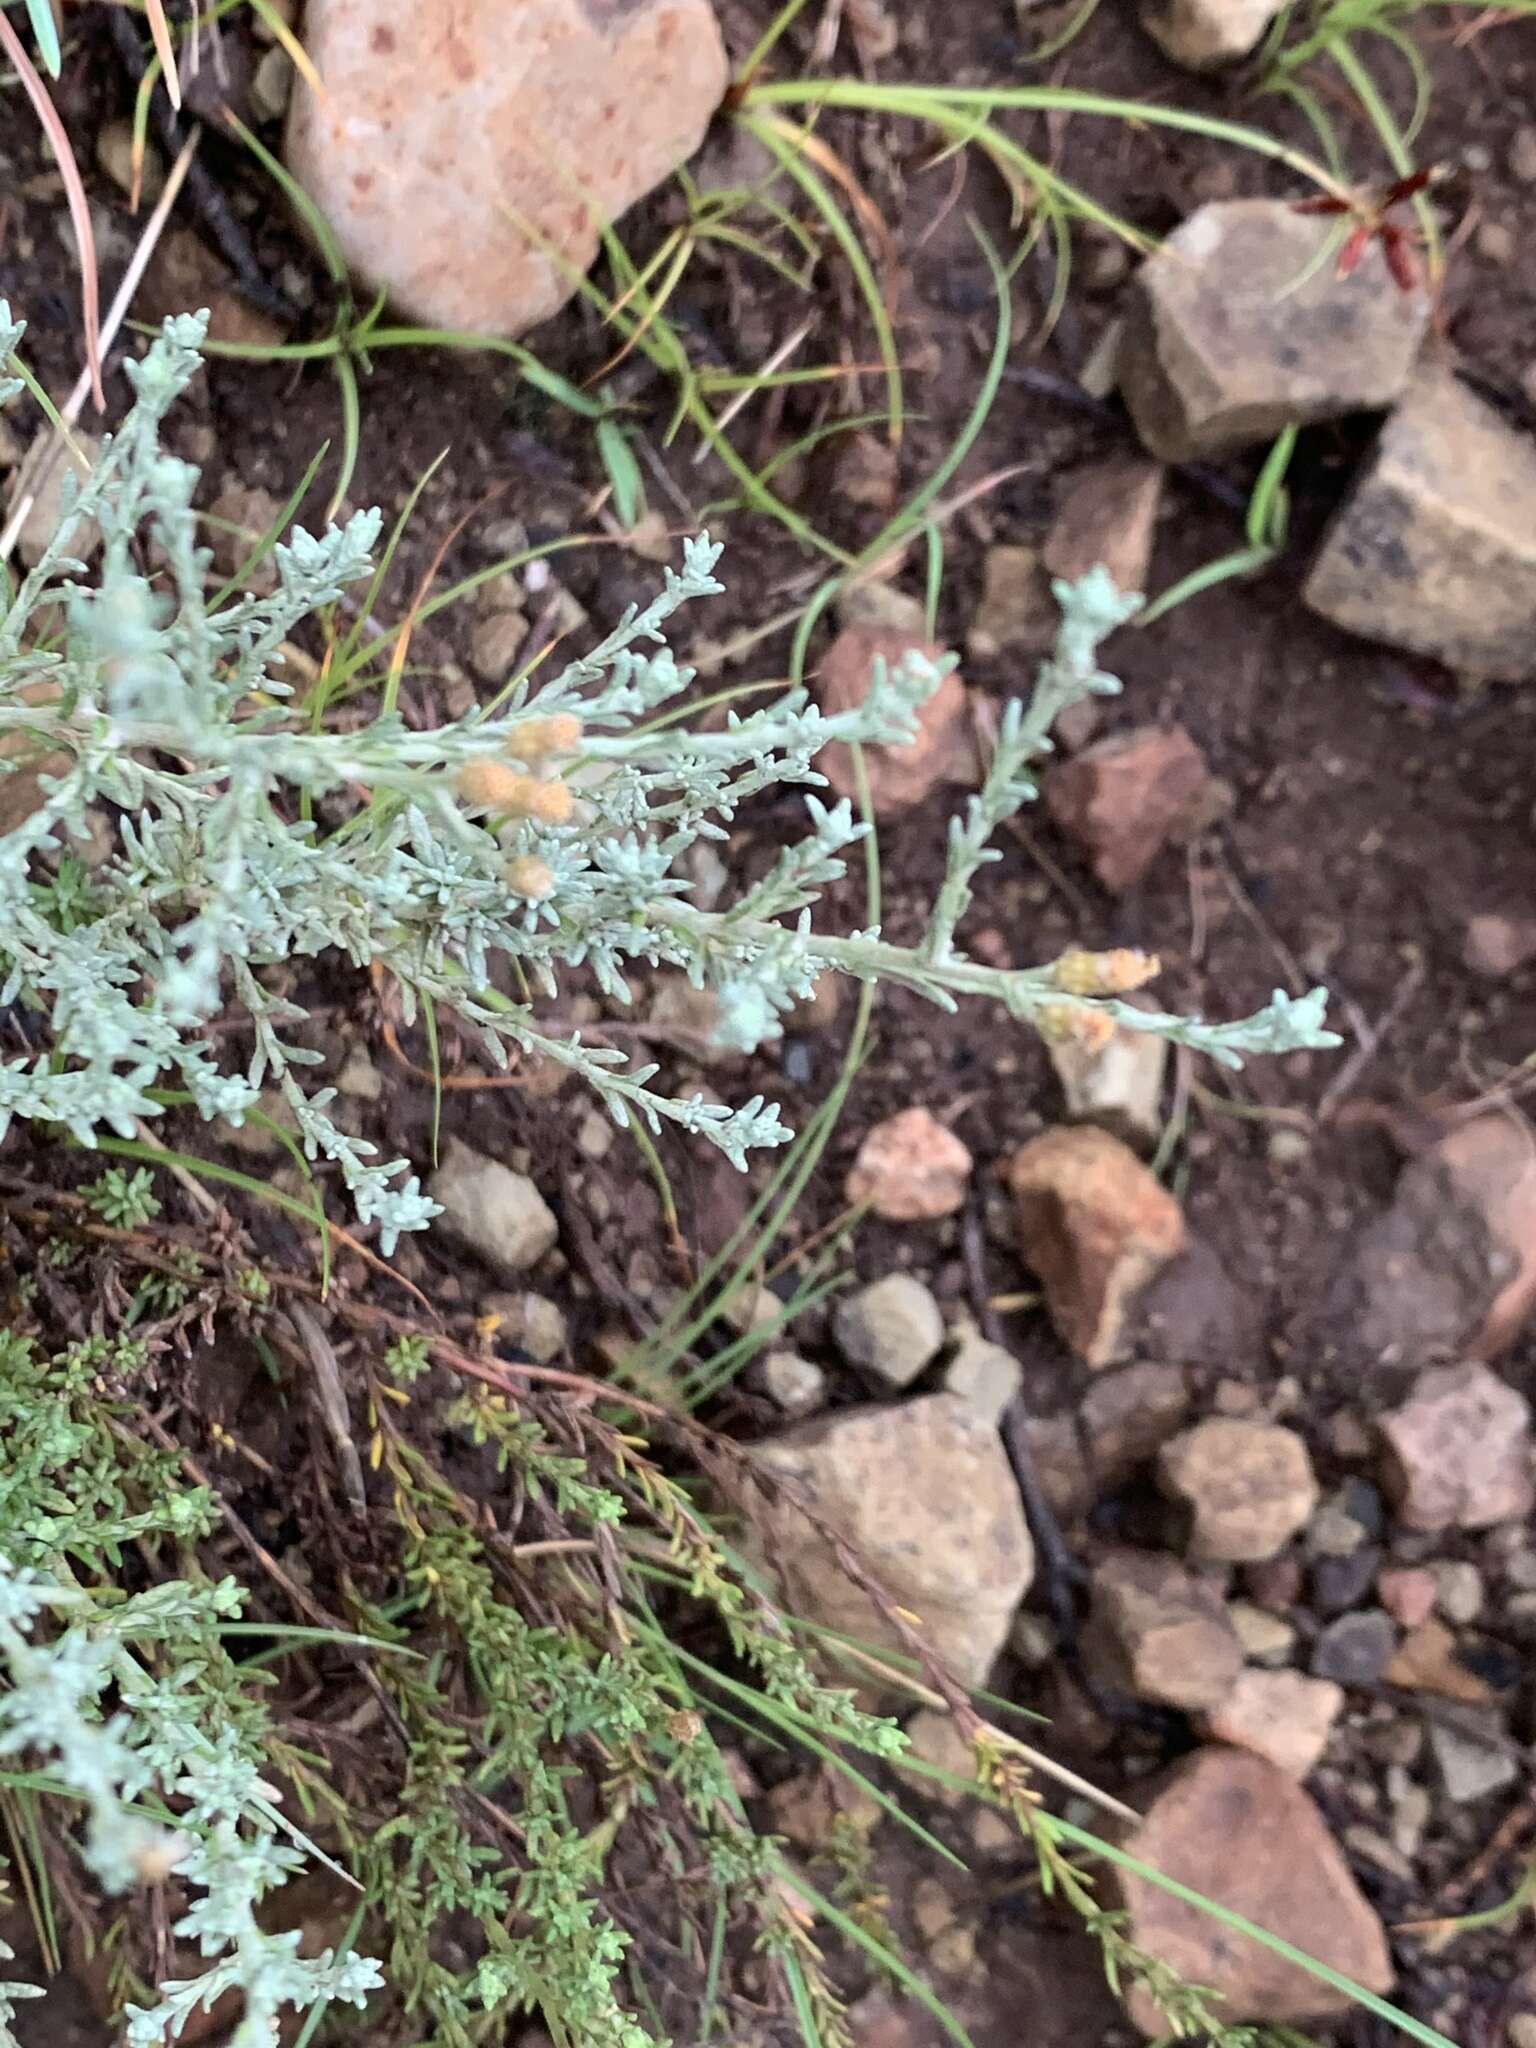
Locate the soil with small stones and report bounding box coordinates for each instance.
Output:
[4,5,1536,2048]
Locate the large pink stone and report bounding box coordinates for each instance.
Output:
[286,0,728,337]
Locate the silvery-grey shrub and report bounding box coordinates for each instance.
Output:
[0,307,1337,1250]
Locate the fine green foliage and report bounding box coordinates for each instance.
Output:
[0,306,1337,1253]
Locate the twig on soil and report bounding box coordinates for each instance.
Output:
[1315,958,1425,1122]
[287,1300,368,1513]
[960,1205,1086,1645]
[104,5,298,325]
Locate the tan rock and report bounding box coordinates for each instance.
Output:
[1378,1360,1534,1531]
[1043,455,1164,597]
[1428,1113,1536,1357]
[903,1709,980,1809]
[428,1138,559,1279]
[1046,1005,1168,1148]
[1382,1617,1493,1705]
[285,0,728,337]
[846,1107,973,1222]
[966,543,1057,659]
[1045,723,1217,892]
[11,429,101,569]
[1118,1750,1393,2029]
[1085,1550,1244,1711]
[1158,1418,1319,1564]
[813,625,977,813]
[1139,0,1285,68]
[940,1328,1022,1427]
[1007,1126,1187,1367]
[833,1273,945,1389]
[1306,366,1536,681]
[470,608,530,680]
[1226,1600,1296,1666]
[139,229,287,350]
[1201,1670,1343,1778]
[1120,200,1430,462]
[750,1395,1034,1696]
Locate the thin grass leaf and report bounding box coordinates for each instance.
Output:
[22,0,59,73]
[775,1861,982,2048]
[0,8,102,407]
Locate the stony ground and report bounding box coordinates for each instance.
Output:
[3,2,1536,2047]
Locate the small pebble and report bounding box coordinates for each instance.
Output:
[1311,1610,1398,1686]
[1430,1559,1484,1625]
[1311,1546,1383,1616]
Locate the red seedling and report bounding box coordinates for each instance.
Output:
[1292,167,1443,293]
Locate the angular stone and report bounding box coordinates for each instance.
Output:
[1085,1550,1244,1711]
[139,229,287,350]
[813,626,976,813]
[1379,1361,1534,1531]
[1079,1361,1191,1485]
[1139,0,1285,69]
[845,1107,973,1222]
[1046,1005,1168,1150]
[1383,1618,1492,1705]
[832,1274,945,1390]
[1119,200,1430,462]
[1324,1113,1536,1364]
[1045,723,1216,892]
[1118,1750,1393,2030]
[285,0,728,337]
[1159,1418,1317,1564]
[1310,1611,1397,1688]
[428,1137,558,1279]
[1428,1717,1519,1804]
[752,1349,827,1420]
[750,1395,1034,1695]
[1202,1669,1344,1778]
[941,1329,1022,1427]
[966,543,1056,660]
[1007,1127,1187,1367]
[1226,1600,1296,1666]
[1305,367,1536,681]
[1043,455,1165,598]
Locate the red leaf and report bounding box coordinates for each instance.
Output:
[1382,226,1421,294]
[1336,224,1372,277]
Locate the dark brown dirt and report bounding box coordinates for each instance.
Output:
[4,4,1536,2047]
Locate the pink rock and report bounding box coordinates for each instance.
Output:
[814,626,977,813]
[846,1108,973,1222]
[1119,1750,1393,2030]
[1045,724,1218,892]
[285,0,727,337]
[1202,1669,1344,1779]
[1378,1360,1534,1532]
[1376,1565,1437,1629]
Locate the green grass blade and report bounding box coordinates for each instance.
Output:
[23,0,60,75]
[775,1860,981,2048]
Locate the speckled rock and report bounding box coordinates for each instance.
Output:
[1305,366,1536,681]
[285,0,727,336]
[1119,200,1429,462]
[750,1395,1034,1696]
[1119,1750,1393,2029]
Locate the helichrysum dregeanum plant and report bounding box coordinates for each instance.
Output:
[0,305,1338,1250]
